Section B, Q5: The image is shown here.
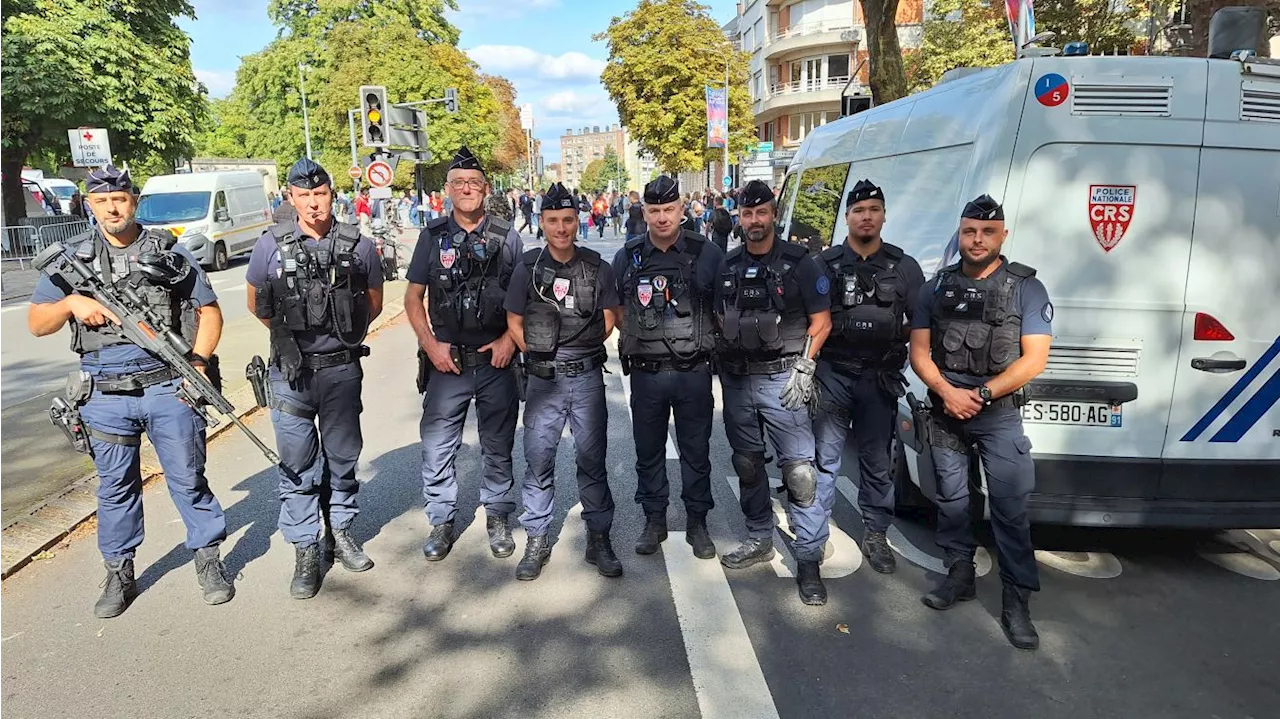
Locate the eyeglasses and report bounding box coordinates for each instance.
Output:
[447,179,487,191]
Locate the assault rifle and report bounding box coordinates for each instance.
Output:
[34,242,280,464]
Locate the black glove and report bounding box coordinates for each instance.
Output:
[271,324,304,383]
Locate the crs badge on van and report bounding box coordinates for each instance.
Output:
[1088,185,1136,253]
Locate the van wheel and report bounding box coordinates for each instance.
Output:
[892,436,931,516]
[212,242,228,272]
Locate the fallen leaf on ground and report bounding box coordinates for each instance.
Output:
[836,624,849,634]
[32,551,56,561]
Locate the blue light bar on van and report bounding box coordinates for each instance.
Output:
[1063,42,1089,56]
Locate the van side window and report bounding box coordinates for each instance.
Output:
[788,162,851,254]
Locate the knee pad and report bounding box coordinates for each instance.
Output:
[780,460,817,508]
[731,451,766,487]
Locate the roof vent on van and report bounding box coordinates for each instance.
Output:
[1240,81,1280,123]
[1071,78,1172,117]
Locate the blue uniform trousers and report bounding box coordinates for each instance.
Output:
[270,361,364,546]
[930,404,1040,591]
[419,362,519,525]
[80,377,227,560]
[519,368,614,536]
[628,364,714,518]
[813,362,897,535]
[720,369,826,562]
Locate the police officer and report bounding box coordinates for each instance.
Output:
[813,180,925,574]
[406,147,524,562]
[909,195,1052,650]
[28,165,234,618]
[504,182,623,580]
[246,158,384,599]
[613,176,724,559]
[715,180,834,605]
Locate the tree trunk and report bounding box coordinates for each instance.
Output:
[860,0,908,104]
[2,147,30,222]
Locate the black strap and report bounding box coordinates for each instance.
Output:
[301,346,367,369]
[527,348,608,378]
[95,366,182,393]
[87,427,142,447]
[272,399,317,421]
[720,354,799,376]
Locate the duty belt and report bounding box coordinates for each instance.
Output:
[927,388,1027,412]
[302,345,369,370]
[452,346,493,370]
[96,366,182,393]
[719,354,799,376]
[526,349,608,380]
[623,354,709,373]
[821,351,902,375]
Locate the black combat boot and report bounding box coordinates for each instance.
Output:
[516,535,552,581]
[422,521,455,562]
[634,515,668,555]
[1001,583,1040,651]
[720,537,775,569]
[331,527,374,572]
[94,558,138,619]
[487,514,516,558]
[862,530,897,574]
[685,513,716,560]
[194,545,235,605]
[921,555,977,610]
[796,560,827,605]
[290,544,321,600]
[585,531,623,577]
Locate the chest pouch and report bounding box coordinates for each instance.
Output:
[305,280,329,327]
[940,286,986,320]
[736,265,772,311]
[633,279,662,332]
[478,279,508,331]
[524,301,561,356]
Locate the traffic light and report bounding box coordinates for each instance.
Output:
[360,85,389,147]
[444,87,458,114]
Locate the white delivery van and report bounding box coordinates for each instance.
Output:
[137,171,272,270]
[778,54,1280,529]
[41,178,79,214]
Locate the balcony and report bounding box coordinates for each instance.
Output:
[765,21,858,60]
[758,75,855,117]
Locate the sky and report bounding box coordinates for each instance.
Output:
[179,0,741,164]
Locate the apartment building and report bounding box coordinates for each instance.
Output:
[726,0,924,186]
[559,125,659,193]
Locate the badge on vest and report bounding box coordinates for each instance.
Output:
[552,277,571,301]
[637,281,653,307]
[652,275,668,292]
[440,248,457,269]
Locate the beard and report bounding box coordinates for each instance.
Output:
[101,215,134,235]
[961,249,999,269]
[745,225,770,242]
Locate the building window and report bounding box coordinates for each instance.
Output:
[787,112,829,143]
[753,71,763,100]
[827,54,850,81]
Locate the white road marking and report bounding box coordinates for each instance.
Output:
[617,371,678,459]
[1034,550,1123,579]
[664,530,781,719]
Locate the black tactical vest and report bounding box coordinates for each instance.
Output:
[930,259,1036,378]
[258,221,369,347]
[69,229,196,355]
[619,231,715,359]
[520,247,604,359]
[821,242,909,366]
[423,216,513,342]
[718,241,810,358]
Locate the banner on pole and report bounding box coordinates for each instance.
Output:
[706,87,727,149]
[1005,0,1036,50]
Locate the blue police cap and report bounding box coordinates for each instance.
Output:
[961,194,1004,221]
[643,175,679,204]
[846,179,884,207]
[542,182,575,211]
[449,146,485,174]
[739,180,774,208]
[287,158,331,189]
[85,165,133,194]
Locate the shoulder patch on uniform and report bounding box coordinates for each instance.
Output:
[815,275,831,296]
[1041,302,1054,323]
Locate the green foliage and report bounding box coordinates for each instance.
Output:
[268,0,460,44]
[1,0,208,218]
[788,164,849,252]
[579,147,629,194]
[906,0,1014,92]
[595,0,753,174]
[1035,1,1141,55]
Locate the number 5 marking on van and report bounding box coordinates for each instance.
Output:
[1088,185,1136,252]
[1035,73,1069,107]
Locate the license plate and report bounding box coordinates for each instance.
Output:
[1020,401,1122,427]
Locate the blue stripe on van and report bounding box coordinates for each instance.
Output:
[1180,337,1280,442]
[1209,368,1280,443]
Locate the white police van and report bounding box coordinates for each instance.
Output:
[138,171,272,271]
[778,53,1280,528]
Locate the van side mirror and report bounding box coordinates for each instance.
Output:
[214,208,231,223]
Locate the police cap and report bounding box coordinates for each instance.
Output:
[85,165,133,194]
[739,180,774,208]
[542,182,575,211]
[845,179,884,207]
[643,175,680,205]
[961,194,1004,221]
[449,146,485,174]
[287,158,331,189]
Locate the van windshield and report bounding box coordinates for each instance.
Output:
[49,186,78,200]
[137,191,210,224]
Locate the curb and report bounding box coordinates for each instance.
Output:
[0,297,408,580]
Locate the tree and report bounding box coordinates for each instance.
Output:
[1,0,208,219]
[1034,1,1141,55]
[595,0,753,174]
[268,0,460,44]
[860,0,910,104]
[481,75,529,176]
[906,0,1015,91]
[579,147,630,193]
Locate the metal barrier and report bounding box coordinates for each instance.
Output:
[1,219,91,269]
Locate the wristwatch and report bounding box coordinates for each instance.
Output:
[978,385,993,404]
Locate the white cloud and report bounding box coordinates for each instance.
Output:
[195,69,236,98]
[449,0,560,21]
[541,89,611,115]
[466,45,605,81]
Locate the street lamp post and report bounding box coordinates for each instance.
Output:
[298,63,313,160]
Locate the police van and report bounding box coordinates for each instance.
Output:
[137,171,272,271]
[777,53,1280,529]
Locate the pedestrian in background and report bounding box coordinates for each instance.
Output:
[578,195,590,241]
[624,191,645,239]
